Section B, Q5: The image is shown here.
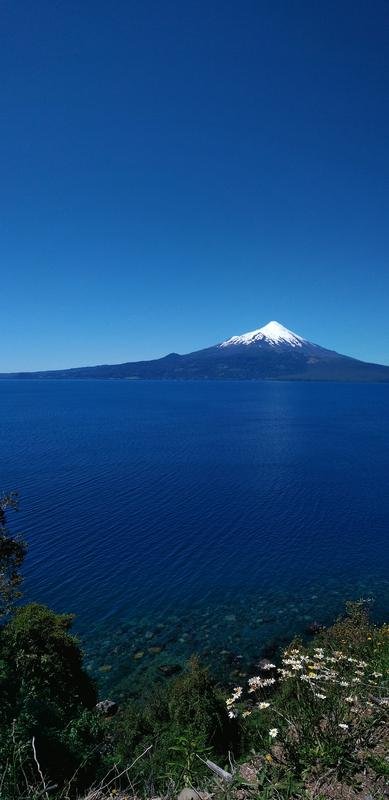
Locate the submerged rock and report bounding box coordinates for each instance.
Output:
[305,621,325,635]
[133,650,145,660]
[148,645,163,654]
[158,663,182,677]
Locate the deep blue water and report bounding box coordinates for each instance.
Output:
[1,380,388,693]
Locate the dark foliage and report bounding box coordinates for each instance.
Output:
[0,492,27,616]
[111,657,241,790]
[0,604,102,797]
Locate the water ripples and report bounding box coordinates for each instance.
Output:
[1,379,388,642]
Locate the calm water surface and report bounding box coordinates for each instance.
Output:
[1,380,388,692]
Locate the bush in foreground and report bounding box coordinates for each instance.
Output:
[110,656,239,792]
[0,604,103,798]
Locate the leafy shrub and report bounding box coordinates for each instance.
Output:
[0,492,26,616]
[111,657,240,791]
[168,656,237,753]
[0,604,103,797]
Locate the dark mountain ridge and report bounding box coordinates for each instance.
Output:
[2,321,389,382]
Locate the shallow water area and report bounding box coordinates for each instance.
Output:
[82,577,389,697]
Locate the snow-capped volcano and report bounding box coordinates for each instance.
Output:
[220,320,307,348]
[3,319,389,382]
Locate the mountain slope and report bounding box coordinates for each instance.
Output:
[2,321,389,381]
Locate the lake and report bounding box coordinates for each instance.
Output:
[1,379,388,695]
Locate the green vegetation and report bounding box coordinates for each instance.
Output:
[0,603,101,794]
[226,601,388,799]
[111,656,239,791]
[0,492,26,616]
[0,495,387,800]
[0,495,103,798]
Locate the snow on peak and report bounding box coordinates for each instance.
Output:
[256,321,306,345]
[220,320,306,348]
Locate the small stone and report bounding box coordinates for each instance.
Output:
[177,790,210,800]
[145,631,154,639]
[133,650,145,660]
[239,763,258,784]
[177,790,199,800]
[148,646,162,654]
[99,664,112,673]
[96,699,118,717]
[158,663,182,677]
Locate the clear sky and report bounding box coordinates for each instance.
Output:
[1,0,389,371]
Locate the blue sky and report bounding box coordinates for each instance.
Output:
[1,0,389,370]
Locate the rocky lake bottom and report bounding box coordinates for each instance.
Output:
[82,576,389,698]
